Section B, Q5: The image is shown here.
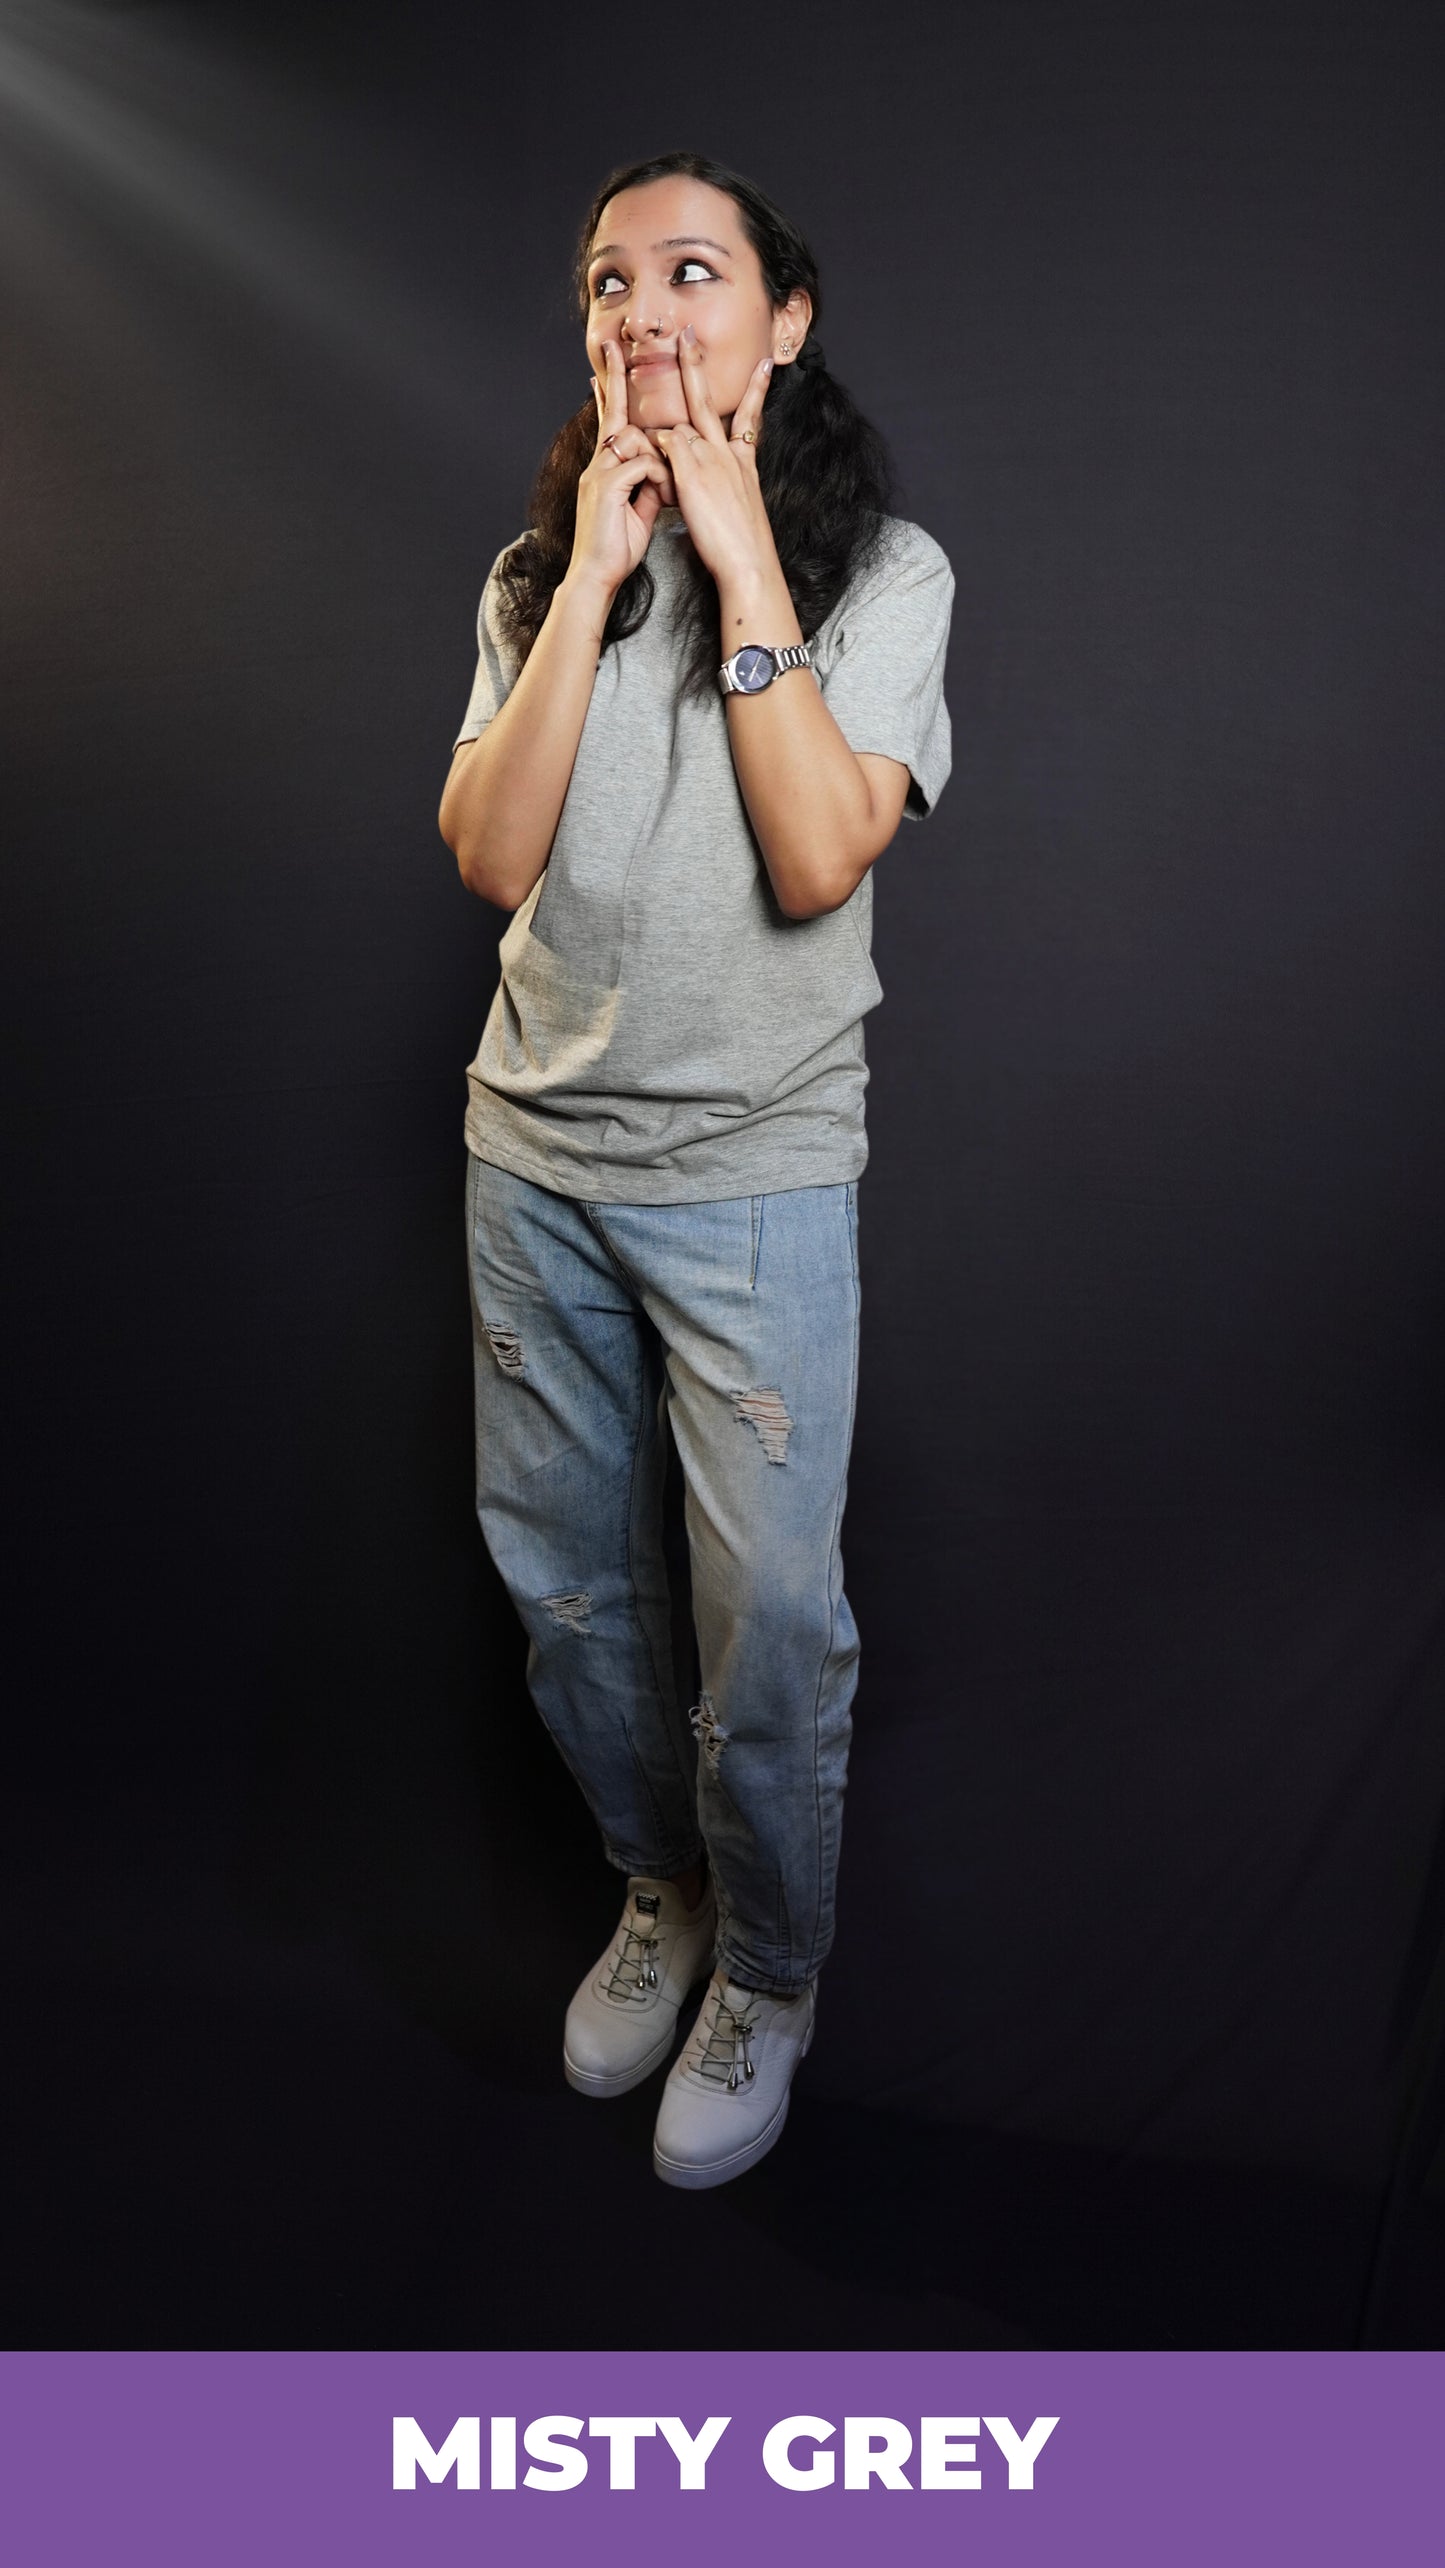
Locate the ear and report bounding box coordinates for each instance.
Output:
[773,288,814,364]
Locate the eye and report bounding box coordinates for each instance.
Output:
[590,258,718,299]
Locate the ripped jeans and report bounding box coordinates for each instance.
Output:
[465,1153,862,1997]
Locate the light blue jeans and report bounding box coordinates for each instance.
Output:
[464,1153,862,1997]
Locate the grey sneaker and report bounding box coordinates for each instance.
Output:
[563,1875,717,2098]
[652,1967,816,2188]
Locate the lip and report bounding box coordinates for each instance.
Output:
[626,354,679,373]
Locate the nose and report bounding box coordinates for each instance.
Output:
[621,297,671,345]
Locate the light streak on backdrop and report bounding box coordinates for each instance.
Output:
[0,0,506,446]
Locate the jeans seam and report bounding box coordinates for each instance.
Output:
[465,1150,483,1301]
[583,1200,650,1302]
[623,1714,680,1865]
[801,1198,862,1985]
[623,1319,699,1830]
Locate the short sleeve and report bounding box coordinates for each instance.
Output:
[816,519,955,821]
[451,533,528,753]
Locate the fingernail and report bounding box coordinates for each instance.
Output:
[762,356,774,373]
[683,324,697,344]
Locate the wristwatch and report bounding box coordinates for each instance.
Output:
[717,640,814,696]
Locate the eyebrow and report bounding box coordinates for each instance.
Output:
[587,235,735,266]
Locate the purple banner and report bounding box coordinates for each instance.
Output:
[3,2349,1441,2565]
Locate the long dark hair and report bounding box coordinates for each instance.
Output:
[493,150,898,705]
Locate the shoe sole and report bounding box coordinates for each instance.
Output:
[562,1954,716,2100]
[651,2014,814,2190]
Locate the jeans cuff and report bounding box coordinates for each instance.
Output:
[603,1841,707,1880]
[714,1940,817,2000]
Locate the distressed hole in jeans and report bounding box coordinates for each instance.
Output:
[541,1588,593,1636]
[484,1318,525,1378]
[731,1385,793,1465]
[690,1691,727,1771]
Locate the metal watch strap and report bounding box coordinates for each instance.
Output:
[717,640,814,694]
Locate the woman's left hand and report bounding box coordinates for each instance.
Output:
[653,328,778,589]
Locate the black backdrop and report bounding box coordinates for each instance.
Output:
[5,0,1444,2349]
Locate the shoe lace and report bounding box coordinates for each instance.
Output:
[603,1915,660,2004]
[694,1983,759,2091]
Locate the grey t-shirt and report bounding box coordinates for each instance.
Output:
[452,507,954,1203]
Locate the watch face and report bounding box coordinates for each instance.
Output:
[731,645,775,694]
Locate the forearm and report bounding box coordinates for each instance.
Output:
[439,570,613,908]
[717,559,879,920]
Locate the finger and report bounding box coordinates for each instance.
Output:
[630,481,662,538]
[600,422,668,462]
[676,326,726,441]
[727,353,774,452]
[606,445,672,502]
[595,432,673,504]
[601,336,631,437]
[650,427,690,504]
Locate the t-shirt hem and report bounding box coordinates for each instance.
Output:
[463,1107,868,1204]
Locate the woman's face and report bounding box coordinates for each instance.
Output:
[583,175,810,438]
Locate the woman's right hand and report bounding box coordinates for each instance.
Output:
[569,338,676,595]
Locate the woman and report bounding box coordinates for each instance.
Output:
[439,150,954,2190]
